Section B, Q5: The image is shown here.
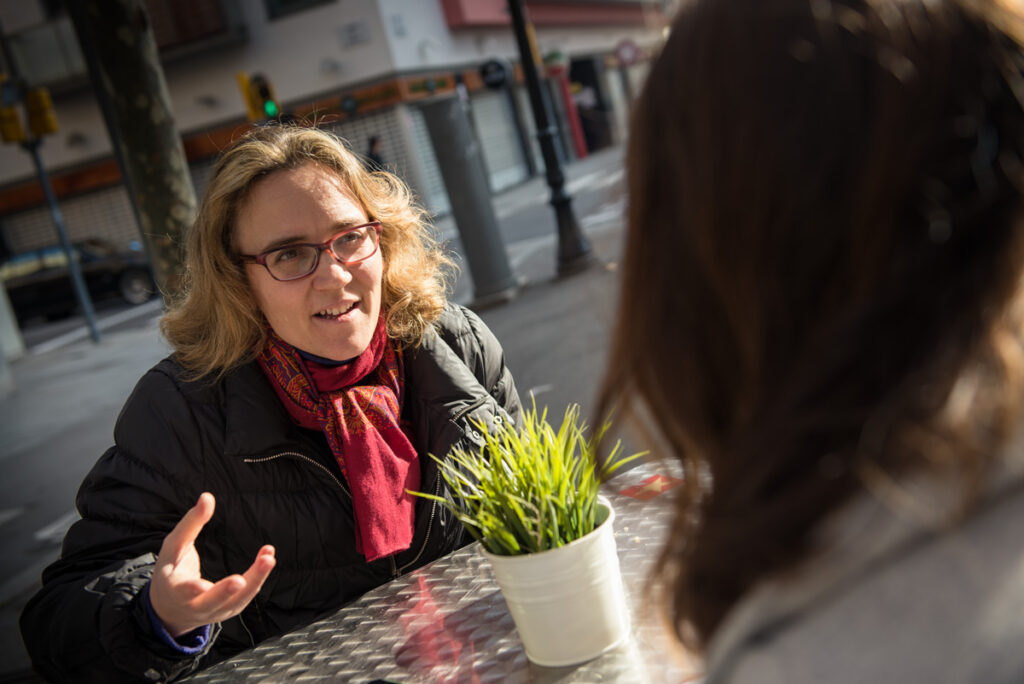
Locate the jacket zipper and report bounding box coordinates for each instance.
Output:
[391,394,489,576]
[243,451,352,498]
[243,450,437,579]
[398,473,442,575]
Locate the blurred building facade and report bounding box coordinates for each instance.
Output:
[0,0,669,259]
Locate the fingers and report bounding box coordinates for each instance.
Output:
[153,493,276,635]
[174,577,213,601]
[232,546,276,603]
[244,546,276,587]
[160,493,215,564]
[186,546,276,622]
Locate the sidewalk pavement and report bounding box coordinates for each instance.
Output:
[0,146,630,682]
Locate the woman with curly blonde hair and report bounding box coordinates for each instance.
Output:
[22,125,522,682]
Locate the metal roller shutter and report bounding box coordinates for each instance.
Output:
[0,184,139,254]
[469,90,529,193]
[403,105,451,217]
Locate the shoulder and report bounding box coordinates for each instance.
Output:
[114,356,236,451]
[706,480,1024,684]
[81,359,224,523]
[120,357,223,417]
[432,303,505,364]
[404,303,507,395]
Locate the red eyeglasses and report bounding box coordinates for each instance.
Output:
[239,221,382,281]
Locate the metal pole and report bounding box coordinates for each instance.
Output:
[619,65,635,105]
[506,0,594,276]
[503,81,537,177]
[24,140,102,343]
[0,19,101,343]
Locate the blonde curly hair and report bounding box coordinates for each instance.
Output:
[161,124,453,378]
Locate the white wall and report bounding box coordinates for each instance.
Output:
[0,0,398,185]
[0,0,661,186]
[376,0,658,75]
[173,0,395,122]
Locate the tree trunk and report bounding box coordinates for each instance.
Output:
[67,0,194,297]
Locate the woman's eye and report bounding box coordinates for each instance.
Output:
[337,230,365,245]
[271,247,301,264]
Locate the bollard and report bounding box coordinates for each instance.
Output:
[419,95,518,308]
[0,344,12,396]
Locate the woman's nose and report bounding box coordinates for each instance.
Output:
[311,250,353,287]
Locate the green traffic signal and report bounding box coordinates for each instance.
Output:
[250,74,279,120]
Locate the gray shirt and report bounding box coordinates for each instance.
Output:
[704,454,1024,684]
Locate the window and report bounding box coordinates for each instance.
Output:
[4,0,245,89]
[146,0,233,52]
[264,0,336,21]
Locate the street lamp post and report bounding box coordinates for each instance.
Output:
[506,0,595,276]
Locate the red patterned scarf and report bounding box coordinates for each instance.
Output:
[256,318,420,561]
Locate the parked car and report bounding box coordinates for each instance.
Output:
[0,238,156,323]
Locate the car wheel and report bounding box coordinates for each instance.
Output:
[119,269,154,305]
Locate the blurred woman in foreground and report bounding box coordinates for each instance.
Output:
[599,1,1024,681]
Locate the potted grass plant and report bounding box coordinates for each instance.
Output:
[410,403,644,667]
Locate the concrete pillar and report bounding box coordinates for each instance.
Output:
[420,95,517,307]
[0,284,25,362]
[0,346,11,397]
[0,285,16,395]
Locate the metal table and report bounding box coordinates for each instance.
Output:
[189,461,701,683]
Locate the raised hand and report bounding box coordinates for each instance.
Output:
[149,492,276,637]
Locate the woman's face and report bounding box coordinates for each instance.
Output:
[236,163,383,361]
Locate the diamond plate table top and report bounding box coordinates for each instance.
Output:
[189,461,702,683]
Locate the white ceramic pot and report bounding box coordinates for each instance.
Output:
[481,496,631,667]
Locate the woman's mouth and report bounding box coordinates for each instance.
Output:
[314,302,358,320]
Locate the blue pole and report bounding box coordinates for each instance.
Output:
[23,139,102,343]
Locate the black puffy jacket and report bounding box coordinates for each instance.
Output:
[20,304,521,682]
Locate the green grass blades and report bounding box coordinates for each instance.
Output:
[408,402,646,556]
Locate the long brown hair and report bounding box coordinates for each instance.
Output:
[161,125,452,378]
[597,0,1024,650]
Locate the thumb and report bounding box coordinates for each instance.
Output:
[160,493,215,563]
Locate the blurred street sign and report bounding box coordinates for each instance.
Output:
[615,39,639,66]
[480,59,510,90]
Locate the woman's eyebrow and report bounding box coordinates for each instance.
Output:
[259,219,370,252]
[260,234,310,252]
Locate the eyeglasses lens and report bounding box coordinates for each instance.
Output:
[266,226,376,280]
[267,246,317,280]
[330,227,375,263]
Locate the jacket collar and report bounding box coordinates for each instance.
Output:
[402,326,493,422]
[221,361,296,457]
[218,324,493,458]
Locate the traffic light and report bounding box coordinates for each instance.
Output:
[237,71,281,121]
[0,74,25,143]
[254,75,280,118]
[26,87,58,137]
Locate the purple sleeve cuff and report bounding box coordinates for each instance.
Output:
[142,581,211,655]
